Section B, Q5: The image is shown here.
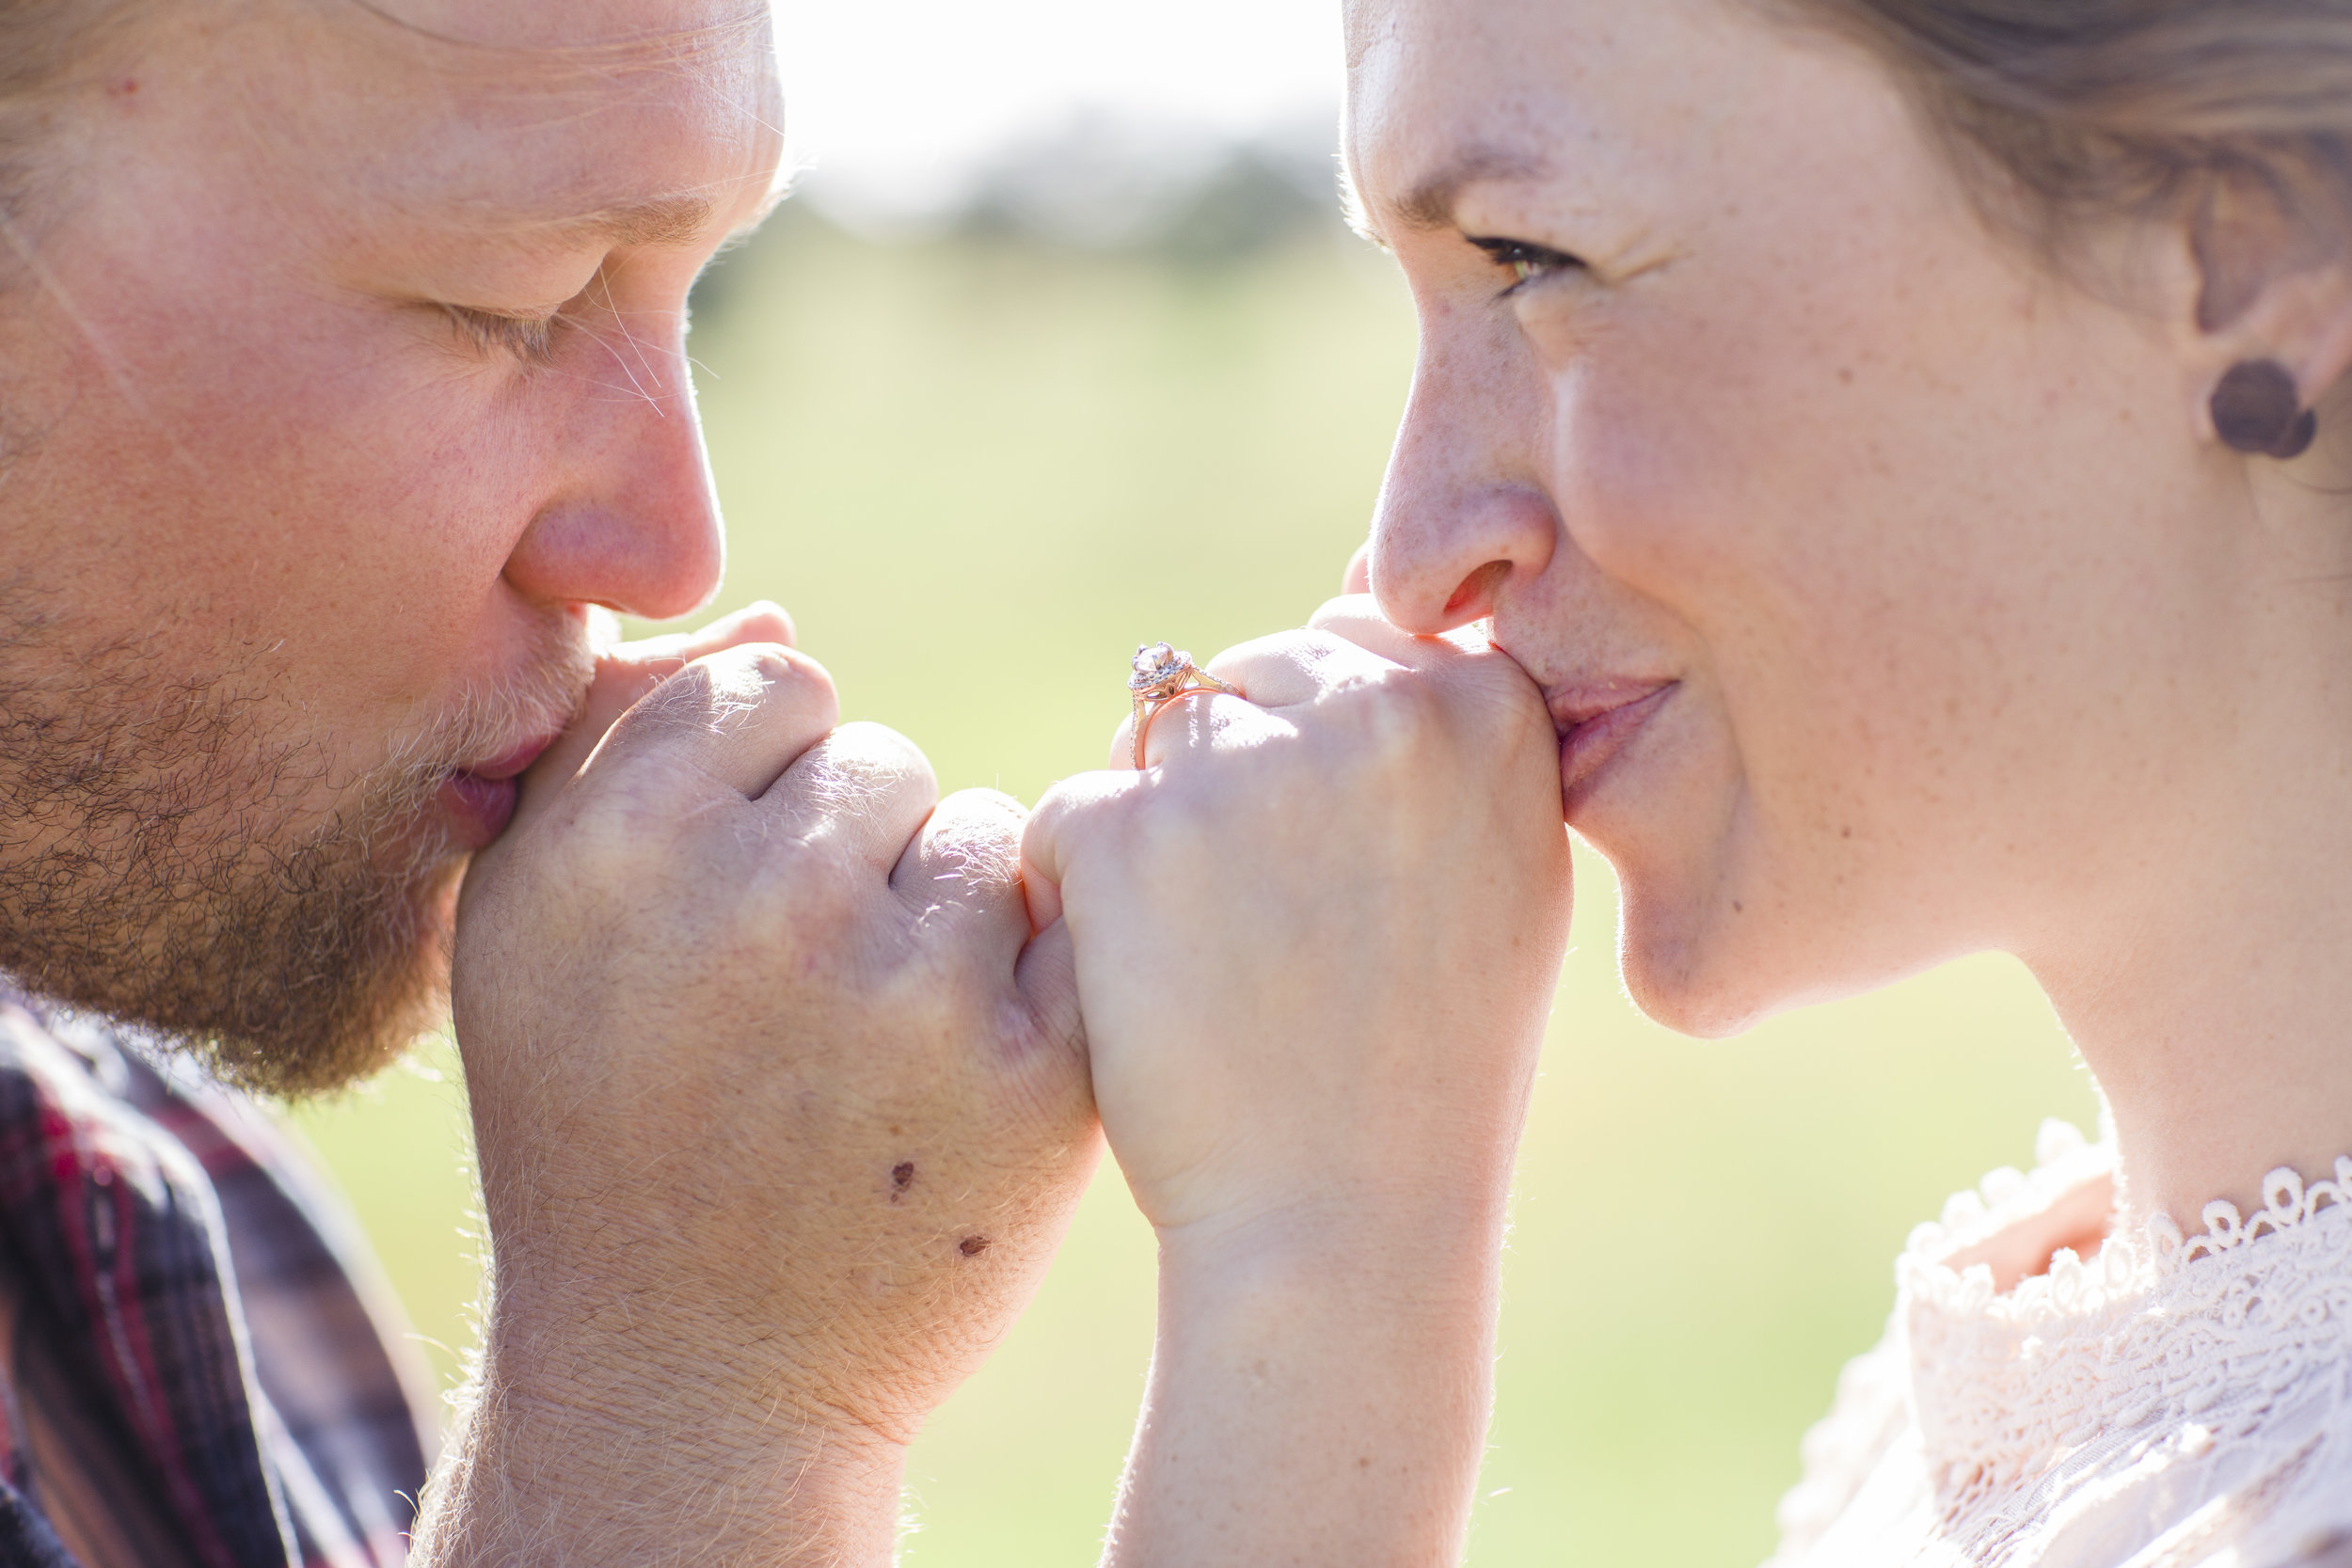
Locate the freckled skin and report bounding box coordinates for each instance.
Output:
[1,0,762,843]
[0,0,779,1083]
[1352,0,2246,1033]
[1346,0,2352,1226]
[5,3,1120,1561]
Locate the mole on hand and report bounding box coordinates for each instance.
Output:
[890,1162,914,1200]
[959,1235,991,1257]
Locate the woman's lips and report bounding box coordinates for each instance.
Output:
[437,735,561,850]
[1551,681,1677,811]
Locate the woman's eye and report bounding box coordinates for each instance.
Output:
[438,304,560,368]
[1466,236,1585,297]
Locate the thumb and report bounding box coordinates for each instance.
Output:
[1020,769,1145,933]
[1012,915,1085,1073]
[509,603,800,836]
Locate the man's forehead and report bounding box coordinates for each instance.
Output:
[298,6,786,245]
[363,0,771,57]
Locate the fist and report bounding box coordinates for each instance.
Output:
[1025,598,1571,1253]
[452,620,1099,1453]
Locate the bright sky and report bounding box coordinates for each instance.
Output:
[771,0,1345,214]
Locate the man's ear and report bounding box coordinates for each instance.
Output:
[2185,172,2352,424]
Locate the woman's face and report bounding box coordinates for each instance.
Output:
[1346,0,2258,1034]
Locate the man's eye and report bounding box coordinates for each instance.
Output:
[438,305,560,367]
[1466,236,1585,297]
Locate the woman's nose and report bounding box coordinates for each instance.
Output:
[1368,329,1557,634]
[502,316,726,623]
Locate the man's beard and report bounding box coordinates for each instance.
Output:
[0,603,594,1097]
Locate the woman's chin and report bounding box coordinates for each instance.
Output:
[1617,942,1777,1039]
[1611,876,1811,1039]
[1613,865,1964,1039]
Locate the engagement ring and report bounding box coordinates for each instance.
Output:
[1129,641,1240,769]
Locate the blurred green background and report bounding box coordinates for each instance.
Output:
[289,207,2096,1566]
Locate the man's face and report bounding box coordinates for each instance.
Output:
[0,0,782,1091]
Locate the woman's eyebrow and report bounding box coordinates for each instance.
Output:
[1386,146,1551,235]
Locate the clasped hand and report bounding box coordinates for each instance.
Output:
[431,595,1571,1564]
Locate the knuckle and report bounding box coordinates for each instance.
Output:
[917,843,1022,915]
[731,601,797,646]
[1036,776,1132,846]
[1333,669,1447,767]
[831,720,936,782]
[787,731,940,820]
[1452,654,1555,753]
[714,646,833,733]
[944,785,1027,825]
[651,645,837,735]
[929,790,1024,867]
[1307,593,1372,629]
[1227,626,1325,673]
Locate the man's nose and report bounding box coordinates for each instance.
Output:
[501,317,726,623]
[1369,325,1557,634]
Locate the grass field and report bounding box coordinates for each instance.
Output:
[289,212,2098,1566]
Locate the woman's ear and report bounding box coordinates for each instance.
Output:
[2184,173,2352,423]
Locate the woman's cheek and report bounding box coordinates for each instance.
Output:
[1541,358,1731,601]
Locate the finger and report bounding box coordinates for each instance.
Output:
[1104,688,1230,773]
[1304,594,1488,666]
[1343,540,1372,594]
[767,721,941,872]
[1114,629,1393,769]
[513,604,803,830]
[512,656,671,835]
[667,599,798,657]
[625,600,800,663]
[1306,596,1547,715]
[1011,915,1088,1085]
[1023,770,1146,920]
[1114,686,1299,772]
[1199,626,1402,711]
[891,788,1033,972]
[590,642,840,800]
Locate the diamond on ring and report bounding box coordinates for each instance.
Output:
[1127,640,1243,769]
[1130,641,1194,695]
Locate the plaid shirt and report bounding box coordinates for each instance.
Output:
[0,989,433,1568]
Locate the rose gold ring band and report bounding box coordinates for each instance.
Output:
[1127,641,1242,769]
[1132,684,1234,769]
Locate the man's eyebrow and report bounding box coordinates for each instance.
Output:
[1386,147,1552,235]
[512,194,723,249]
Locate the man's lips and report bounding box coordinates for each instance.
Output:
[465,735,564,783]
[1549,679,1677,809]
[437,734,563,850]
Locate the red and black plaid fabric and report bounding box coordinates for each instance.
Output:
[0,990,434,1568]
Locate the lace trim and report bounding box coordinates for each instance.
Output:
[1773,1122,2352,1566]
[1894,1125,2352,1550]
[1899,1119,2129,1318]
[1900,1121,2352,1318]
[2148,1157,2352,1270]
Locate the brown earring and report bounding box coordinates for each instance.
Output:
[2211,359,2317,459]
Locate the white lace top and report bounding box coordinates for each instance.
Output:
[1769,1120,2352,1568]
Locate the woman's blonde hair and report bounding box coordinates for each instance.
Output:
[1782,1,2352,261]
